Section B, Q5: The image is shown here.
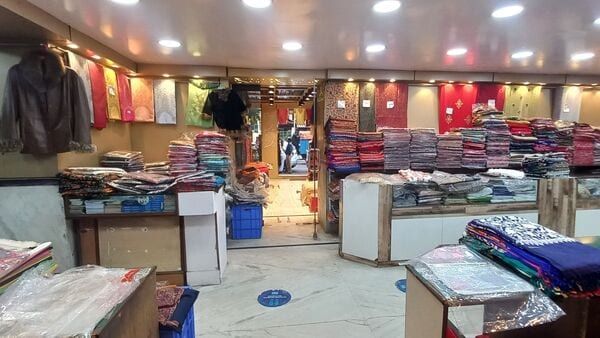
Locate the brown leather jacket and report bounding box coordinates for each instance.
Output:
[0,48,93,155]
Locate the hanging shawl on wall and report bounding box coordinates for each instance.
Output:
[131,78,155,122]
[66,51,94,125]
[476,83,506,110]
[438,83,479,134]
[154,79,177,124]
[103,67,121,120]
[116,73,134,122]
[186,79,212,128]
[359,82,376,132]
[88,62,108,129]
[323,81,359,121]
[277,108,289,125]
[375,82,408,129]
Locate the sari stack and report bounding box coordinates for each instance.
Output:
[572,123,595,166]
[357,132,384,172]
[381,128,410,171]
[195,132,230,178]
[168,139,198,176]
[325,118,360,173]
[461,128,487,169]
[409,128,437,171]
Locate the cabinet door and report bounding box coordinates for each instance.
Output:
[391,218,443,261]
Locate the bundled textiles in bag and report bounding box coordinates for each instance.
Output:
[168,138,197,177]
[0,240,55,295]
[100,151,144,172]
[195,132,230,177]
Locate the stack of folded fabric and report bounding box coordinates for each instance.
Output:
[0,239,55,295]
[168,139,198,176]
[595,129,600,166]
[572,123,595,166]
[531,118,558,153]
[506,118,536,168]
[325,119,360,173]
[415,187,446,205]
[175,171,226,192]
[195,132,230,177]
[488,179,515,203]
[144,161,170,176]
[436,133,463,169]
[503,178,538,202]
[461,128,487,169]
[392,184,417,207]
[100,151,145,172]
[157,285,199,334]
[480,118,510,168]
[381,128,411,171]
[463,216,600,297]
[430,171,485,196]
[229,167,269,205]
[506,119,532,136]
[466,186,493,203]
[409,129,437,171]
[554,120,575,164]
[58,167,126,196]
[522,153,570,178]
[357,132,384,172]
[106,171,176,194]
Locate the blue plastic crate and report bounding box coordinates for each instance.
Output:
[231,204,263,239]
[159,304,195,338]
[121,195,164,213]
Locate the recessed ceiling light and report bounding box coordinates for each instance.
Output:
[572,83,581,86]
[110,0,139,5]
[162,73,170,78]
[369,78,375,82]
[539,83,546,85]
[523,82,530,85]
[308,94,313,97]
[269,102,274,106]
[373,0,401,13]
[448,81,455,83]
[348,78,354,82]
[492,5,524,18]
[66,41,79,49]
[91,54,101,60]
[594,18,600,25]
[112,64,119,69]
[192,51,202,57]
[366,44,386,53]
[305,97,310,101]
[571,52,595,61]
[390,78,396,83]
[428,80,435,83]
[242,0,272,8]
[268,90,274,94]
[269,85,275,88]
[282,41,302,51]
[505,82,512,84]
[468,81,473,84]
[593,83,599,86]
[158,39,182,48]
[512,50,534,59]
[193,75,200,78]
[447,47,467,56]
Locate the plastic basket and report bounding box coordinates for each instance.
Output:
[231,204,263,239]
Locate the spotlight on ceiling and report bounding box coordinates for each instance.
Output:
[158,39,182,48]
[571,52,595,61]
[390,78,396,83]
[242,0,272,8]
[511,50,534,59]
[369,78,375,82]
[348,78,354,82]
[162,73,170,78]
[66,41,79,49]
[373,0,401,13]
[366,44,386,53]
[491,5,524,18]
[91,54,102,60]
[110,0,139,5]
[282,41,302,51]
[446,47,467,56]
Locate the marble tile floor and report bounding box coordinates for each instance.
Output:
[228,216,338,249]
[194,244,407,338]
[264,179,313,218]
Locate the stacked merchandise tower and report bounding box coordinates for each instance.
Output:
[506,119,536,168]
[531,118,558,153]
[168,138,198,176]
[473,106,510,168]
[436,133,463,169]
[554,120,575,165]
[572,123,596,166]
[357,132,384,172]
[381,128,410,171]
[461,128,487,169]
[325,118,360,173]
[409,129,437,171]
[195,132,231,178]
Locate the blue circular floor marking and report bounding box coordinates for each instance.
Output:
[257,289,292,307]
[395,279,407,293]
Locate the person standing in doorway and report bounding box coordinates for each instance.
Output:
[285,137,294,174]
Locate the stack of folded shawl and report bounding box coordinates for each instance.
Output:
[531,118,558,153]
[100,151,145,172]
[506,119,536,168]
[409,129,437,171]
[168,139,198,176]
[144,161,170,176]
[325,119,360,173]
[463,216,600,297]
[106,171,176,194]
[461,128,487,169]
[572,123,595,166]
[195,132,230,177]
[357,132,384,172]
[554,120,575,164]
[58,167,125,196]
[381,128,411,171]
[522,153,570,178]
[436,133,463,169]
[175,171,226,192]
[480,118,510,168]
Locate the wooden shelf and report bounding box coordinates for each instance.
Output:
[576,199,600,210]
[392,202,537,217]
[66,211,178,220]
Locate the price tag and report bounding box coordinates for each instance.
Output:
[446,107,454,115]
[387,101,394,109]
[487,99,496,109]
[362,100,371,108]
[337,100,346,108]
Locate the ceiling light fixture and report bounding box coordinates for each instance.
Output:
[348,78,354,82]
[572,83,581,86]
[594,18,600,25]
[91,54,101,60]
[112,64,120,69]
[305,97,310,101]
[282,41,302,51]
[193,75,200,79]
[192,51,202,57]
[512,50,534,59]
[593,83,599,86]
[373,0,401,13]
[269,85,275,88]
[242,0,272,8]
[468,81,473,84]
[505,82,512,84]
[523,82,530,85]
[491,5,524,18]
[269,102,274,106]
[162,73,170,78]
[571,52,595,61]
[390,78,396,83]
[66,41,79,49]
[447,47,468,56]
[448,81,455,83]
[110,0,139,5]
[158,39,182,48]
[369,78,375,82]
[539,83,546,85]
[428,80,435,83]
[268,90,274,94]
[366,44,386,53]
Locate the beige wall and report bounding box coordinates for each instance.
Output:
[580,90,600,127]
[407,85,439,132]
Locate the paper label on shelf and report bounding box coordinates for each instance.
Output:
[387,101,394,109]
[362,100,371,108]
[488,99,496,109]
[446,107,454,115]
[337,100,346,109]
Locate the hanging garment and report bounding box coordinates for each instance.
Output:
[153,79,177,124]
[88,62,108,129]
[131,78,155,122]
[324,81,359,121]
[375,82,408,129]
[503,85,543,118]
[0,48,93,154]
[277,109,289,125]
[204,88,247,130]
[359,82,376,132]
[116,73,134,122]
[306,107,313,126]
[185,80,212,128]
[438,83,479,134]
[294,107,306,125]
[476,84,506,110]
[66,51,94,125]
[103,67,121,120]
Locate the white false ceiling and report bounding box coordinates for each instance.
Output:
[27,0,600,74]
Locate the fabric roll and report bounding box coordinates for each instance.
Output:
[87,62,108,129]
[154,79,177,124]
[359,82,376,132]
[375,82,408,129]
[116,73,134,122]
[185,80,212,128]
[103,67,121,120]
[476,84,506,110]
[277,109,289,125]
[131,78,155,122]
[438,83,478,134]
[67,51,94,125]
[324,81,359,121]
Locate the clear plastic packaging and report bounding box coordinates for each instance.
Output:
[409,245,565,334]
[0,265,151,337]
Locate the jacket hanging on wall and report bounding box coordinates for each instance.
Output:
[204,88,247,130]
[0,48,94,155]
